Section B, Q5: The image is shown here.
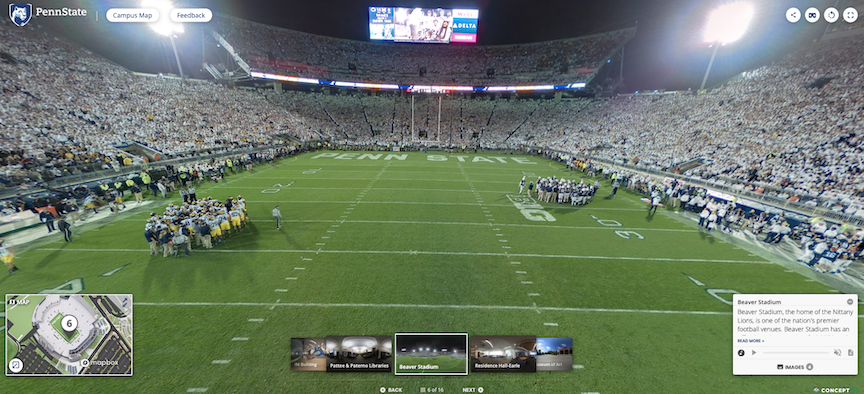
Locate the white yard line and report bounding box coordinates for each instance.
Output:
[123,217,696,232]
[42,248,769,264]
[253,177,514,184]
[135,301,743,316]
[217,186,509,193]
[118,216,696,234]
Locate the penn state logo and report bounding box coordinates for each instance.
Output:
[9,3,32,27]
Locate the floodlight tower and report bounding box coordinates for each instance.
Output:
[699,2,753,90]
[143,0,185,87]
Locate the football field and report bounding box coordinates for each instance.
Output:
[3,150,862,393]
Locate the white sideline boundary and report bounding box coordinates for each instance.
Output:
[216,186,511,193]
[134,301,736,316]
[40,247,768,264]
[254,177,516,184]
[246,200,651,212]
[118,218,695,232]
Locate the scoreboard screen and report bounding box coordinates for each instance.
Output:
[369,7,478,43]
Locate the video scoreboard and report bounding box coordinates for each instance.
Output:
[369,7,479,43]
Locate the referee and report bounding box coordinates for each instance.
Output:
[272,205,282,230]
[57,216,72,242]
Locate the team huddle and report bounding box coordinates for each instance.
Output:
[519,176,599,205]
[144,196,247,258]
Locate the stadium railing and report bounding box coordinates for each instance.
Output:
[0,143,297,201]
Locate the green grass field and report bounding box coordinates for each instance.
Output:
[50,313,79,343]
[2,150,862,393]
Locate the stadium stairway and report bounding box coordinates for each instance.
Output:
[673,157,705,173]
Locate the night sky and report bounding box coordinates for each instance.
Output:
[35,0,840,91]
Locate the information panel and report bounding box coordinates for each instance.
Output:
[732,294,857,375]
[369,7,478,43]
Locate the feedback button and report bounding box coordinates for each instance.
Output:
[170,8,212,22]
[106,8,159,22]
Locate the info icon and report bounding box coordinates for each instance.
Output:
[786,7,800,23]
[805,7,820,23]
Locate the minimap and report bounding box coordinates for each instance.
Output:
[5,294,132,376]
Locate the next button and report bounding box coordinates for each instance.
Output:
[170,8,212,22]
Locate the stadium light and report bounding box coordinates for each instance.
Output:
[699,2,753,90]
[703,2,753,44]
[142,0,184,36]
[143,0,186,87]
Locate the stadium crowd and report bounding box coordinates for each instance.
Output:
[213,14,633,85]
[564,160,864,275]
[0,19,314,191]
[1,147,294,243]
[535,36,864,217]
[3,17,864,221]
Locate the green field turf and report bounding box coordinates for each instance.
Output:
[395,355,467,374]
[50,313,79,343]
[2,150,862,393]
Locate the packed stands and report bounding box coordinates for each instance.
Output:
[534,36,864,216]
[0,19,313,190]
[212,14,634,85]
[2,17,863,219]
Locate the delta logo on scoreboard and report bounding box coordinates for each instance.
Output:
[450,9,478,43]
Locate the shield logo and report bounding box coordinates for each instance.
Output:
[9,4,32,27]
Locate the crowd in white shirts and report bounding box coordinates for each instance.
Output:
[213,14,633,85]
[3,17,863,219]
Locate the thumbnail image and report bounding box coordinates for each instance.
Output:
[290,338,326,371]
[535,337,573,371]
[394,333,468,376]
[470,336,537,373]
[325,336,392,372]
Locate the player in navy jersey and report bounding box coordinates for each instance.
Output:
[814,247,840,273]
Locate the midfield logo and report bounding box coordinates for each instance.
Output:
[9,3,32,27]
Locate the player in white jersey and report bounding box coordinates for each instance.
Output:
[181,216,195,232]
[206,216,223,243]
[230,209,243,231]
[217,211,231,237]
[519,177,526,194]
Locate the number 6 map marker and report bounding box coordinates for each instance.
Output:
[62,315,78,332]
